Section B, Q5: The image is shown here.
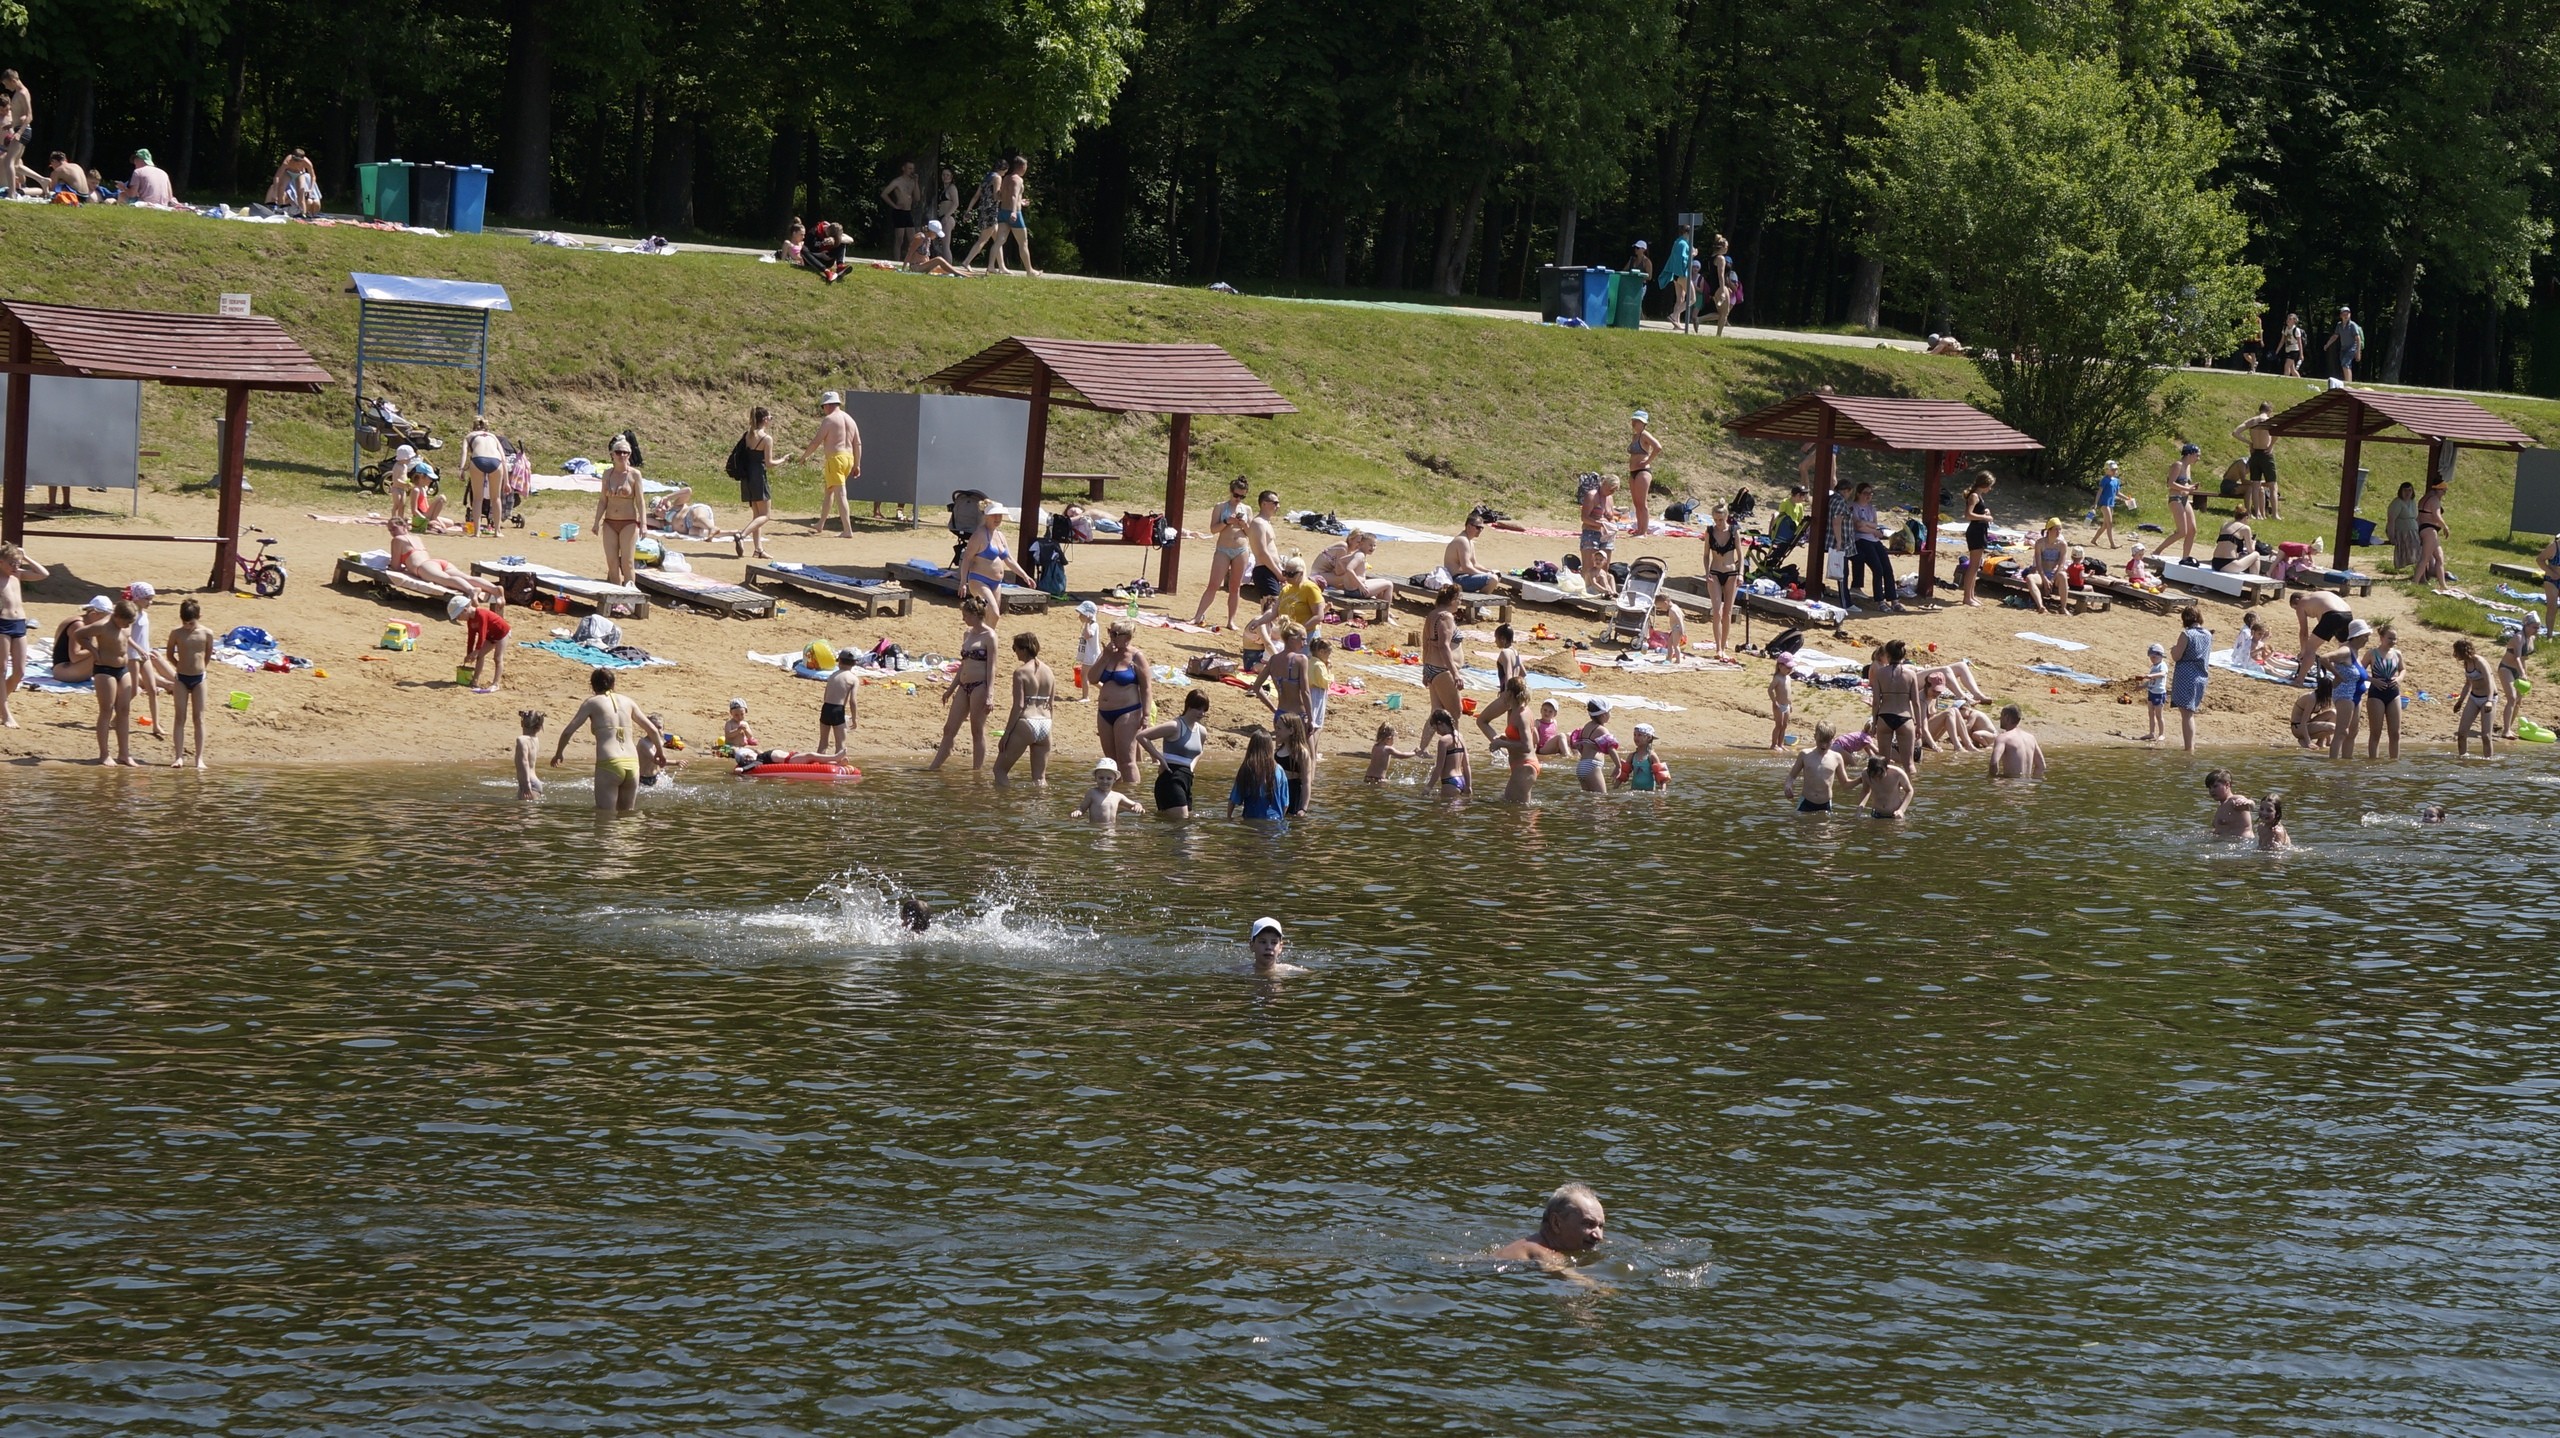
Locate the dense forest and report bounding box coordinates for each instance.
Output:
[9,0,2560,396]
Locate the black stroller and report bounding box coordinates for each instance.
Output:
[354,395,442,491]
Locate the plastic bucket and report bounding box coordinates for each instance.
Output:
[559,521,579,541]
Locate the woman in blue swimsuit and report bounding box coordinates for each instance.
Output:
[1091,620,1151,783]
[928,595,999,771]
[958,503,1036,624]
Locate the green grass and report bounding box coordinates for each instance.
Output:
[7,203,2560,568]
[2412,593,2507,639]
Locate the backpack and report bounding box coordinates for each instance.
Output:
[724,434,753,483]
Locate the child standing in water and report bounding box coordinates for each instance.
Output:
[515,711,546,798]
[1858,753,1914,818]
[2255,793,2291,851]
[1074,757,1143,824]
[1346,722,1414,782]
[1767,653,1795,751]
[2143,642,2168,742]
[1783,722,1844,812]
[819,651,858,756]
[1619,723,1670,791]
[164,598,213,769]
[2454,638,2497,757]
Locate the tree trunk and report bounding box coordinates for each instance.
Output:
[500,0,553,218]
[2383,254,2421,384]
[1087,124,1129,274]
[1427,197,1458,294]
[173,34,201,192]
[1436,180,1485,297]
[215,34,248,193]
[1278,166,1302,279]
[1849,256,1883,330]
[1508,191,1536,298]
[1555,197,1577,265]
[1378,202,1408,289]
[355,92,378,164]
[322,85,348,196]
[648,106,696,234]
[801,120,824,226]
[628,83,651,227]
[763,123,801,239]
[72,71,95,166]
[1198,156,1223,281]
[1325,202,1350,287]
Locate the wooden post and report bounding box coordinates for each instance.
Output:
[1017,368,1051,561]
[1808,406,1837,605]
[2333,396,2365,566]
[209,385,250,591]
[1917,451,1949,600]
[2,320,27,548]
[1160,412,1192,593]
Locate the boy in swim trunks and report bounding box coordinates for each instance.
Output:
[515,711,546,798]
[1858,753,1913,818]
[73,599,137,765]
[0,540,48,730]
[1783,722,1843,812]
[819,650,859,756]
[165,597,213,769]
[1768,652,1794,751]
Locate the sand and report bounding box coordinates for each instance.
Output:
[2,489,2447,771]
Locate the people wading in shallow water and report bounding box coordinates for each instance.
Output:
[1244,915,1305,977]
[1137,689,1212,818]
[928,594,998,772]
[553,667,660,814]
[990,630,1054,786]
[1091,620,1150,783]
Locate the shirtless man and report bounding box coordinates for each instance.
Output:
[1984,704,2047,778]
[1490,1183,1606,1280]
[165,597,213,768]
[2204,768,2255,839]
[1244,916,1307,977]
[592,436,645,584]
[552,667,660,814]
[879,160,922,260]
[1243,488,1284,601]
[1474,623,1527,743]
[1858,755,1914,818]
[46,152,94,201]
[993,156,1039,276]
[387,515,502,602]
[1444,513,1500,591]
[1421,586,1462,720]
[1,71,33,198]
[0,540,48,728]
[2233,403,2280,518]
[2289,590,2353,688]
[795,390,867,531]
[1783,722,1845,812]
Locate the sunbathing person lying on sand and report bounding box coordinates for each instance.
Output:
[386,515,502,603]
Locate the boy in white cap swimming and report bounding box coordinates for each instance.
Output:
[1244,916,1306,977]
[1071,757,1142,824]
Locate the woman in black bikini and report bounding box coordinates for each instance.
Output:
[1092,620,1151,784]
[1960,472,1996,608]
[1868,639,1921,773]
[927,594,999,771]
[2411,475,2452,586]
[1627,411,1663,536]
[1702,501,1744,653]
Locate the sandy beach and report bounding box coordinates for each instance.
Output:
[2,484,2454,773]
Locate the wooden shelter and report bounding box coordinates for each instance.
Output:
[1724,394,2042,599]
[924,338,1296,591]
[2,299,331,589]
[2262,388,2536,567]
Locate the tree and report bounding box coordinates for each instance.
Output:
[1860,37,2260,483]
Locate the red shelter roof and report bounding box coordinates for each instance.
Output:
[2,299,331,391]
[924,337,1296,416]
[2263,387,2534,448]
[1724,393,2042,453]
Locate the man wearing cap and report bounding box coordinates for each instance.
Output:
[1491,1183,1607,1280]
[123,148,174,206]
[796,392,865,533]
[1071,757,1142,824]
[1443,512,1499,593]
[2324,306,2363,383]
[1244,917,1305,977]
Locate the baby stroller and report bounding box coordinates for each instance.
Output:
[355,395,442,492]
[948,489,991,567]
[484,440,533,528]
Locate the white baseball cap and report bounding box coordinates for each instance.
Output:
[925,220,945,236]
[1633,239,1648,250]
[1633,723,1655,739]
[125,581,154,602]
[819,390,842,406]
[1250,916,1284,939]
[728,697,747,710]
[446,594,470,621]
[1092,757,1118,775]
[84,594,112,612]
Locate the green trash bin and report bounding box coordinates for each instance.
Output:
[356,162,384,219]
[374,160,414,226]
[1613,272,1646,329]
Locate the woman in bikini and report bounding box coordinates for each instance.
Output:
[1423,708,1470,795]
[2411,474,2452,586]
[552,666,659,813]
[1702,501,1744,653]
[2537,532,2560,634]
[2497,616,2537,740]
[991,630,1054,786]
[2210,518,2262,574]
[1472,624,1528,744]
[1092,620,1151,784]
[1626,411,1663,536]
[0,540,47,730]
[2163,444,2202,563]
[958,504,1036,625]
[1868,638,1921,773]
[2026,519,2074,615]
[1190,478,1255,628]
[1137,688,1212,817]
[1959,472,1996,607]
[928,594,999,771]
[1571,699,1620,793]
[2364,622,2404,759]
[2452,637,2496,756]
[593,436,645,585]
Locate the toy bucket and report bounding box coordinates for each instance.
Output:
[559,521,580,542]
[227,691,252,711]
[456,664,477,686]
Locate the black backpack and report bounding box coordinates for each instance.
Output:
[724,434,753,483]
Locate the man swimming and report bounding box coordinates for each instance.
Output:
[1490,1183,1607,1280]
[2204,768,2254,839]
[1244,916,1307,977]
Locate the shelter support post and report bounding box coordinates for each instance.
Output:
[1018,370,1052,559]
[1809,409,1838,606]
[1160,413,1192,593]
[1917,451,1951,600]
[2334,415,2365,567]
[2,321,26,548]
[209,386,249,591]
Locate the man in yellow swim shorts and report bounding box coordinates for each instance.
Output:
[796,390,863,537]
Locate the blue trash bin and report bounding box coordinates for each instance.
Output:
[450,165,493,233]
[1581,267,1614,327]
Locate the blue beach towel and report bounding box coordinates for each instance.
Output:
[524,638,672,670]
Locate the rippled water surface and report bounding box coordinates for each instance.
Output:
[6,749,2560,1435]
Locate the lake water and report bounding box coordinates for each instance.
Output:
[5,748,2559,1435]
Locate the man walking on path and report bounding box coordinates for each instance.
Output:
[2325,306,2363,383]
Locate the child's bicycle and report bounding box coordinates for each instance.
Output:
[234,533,288,598]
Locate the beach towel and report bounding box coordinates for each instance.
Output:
[1291,512,1453,546]
[1786,647,1864,674]
[1580,693,1688,714]
[15,672,91,693]
[2015,631,2090,652]
[1128,612,1215,635]
[2209,647,2296,686]
[2025,662,2108,686]
[527,474,677,496]
[765,561,885,587]
[525,638,672,669]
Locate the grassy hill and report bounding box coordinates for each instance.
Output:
[5,204,2558,590]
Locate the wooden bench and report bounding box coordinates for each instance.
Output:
[468,559,652,619]
[2286,568,2377,598]
[1395,581,1510,625]
[1976,566,2112,613]
[743,562,914,617]
[334,554,464,609]
[1323,589,1391,624]
[2093,578,2177,614]
[2491,561,2543,585]
[1511,578,1612,619]
[1048,472,1116,501]
[887,559,1053,614]
[635,568,777,618]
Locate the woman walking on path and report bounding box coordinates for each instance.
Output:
[2171,605,2213,753]
[2277,312,2306,377]
[1710,235,1736,336]
[1959,472,1996,608]
[1626,411,1663,536]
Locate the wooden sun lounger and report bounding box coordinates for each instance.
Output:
[469,559,651,618]
[1511,578,1611,618]
[2161,560,2282,604]
[1324,589,1390,624]
[334,554,463,609]
[1395,581,1511,625]
[1975,567,2112,613]
[2286,568,2377,598]
[2093,578,2177,614]
[886,559,1052,614]
[743,562,914,617]
[2490,561,2542,585]
[633,567,776,618]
